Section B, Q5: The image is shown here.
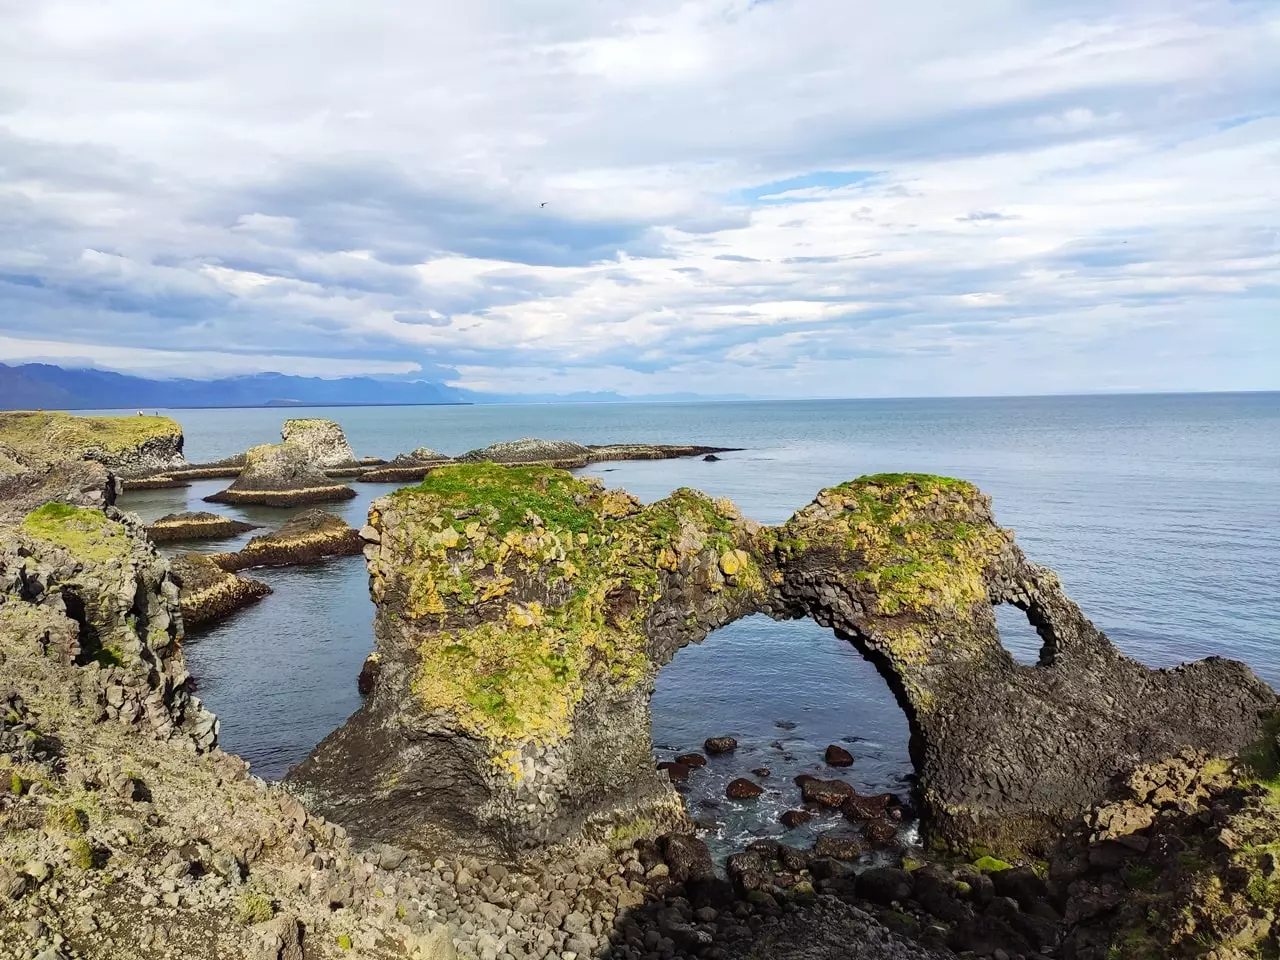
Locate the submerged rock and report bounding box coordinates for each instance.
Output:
[169,552,271,629]
[280,418,357,468]
[727,778,764,799]
[204,443,356,506]
[825,744,855,767]
[705,736,739,755]
[290,466,1275,858]
[145,511,259,543]
[210,509,362,571]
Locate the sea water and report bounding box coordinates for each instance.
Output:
[114,393,1280,854]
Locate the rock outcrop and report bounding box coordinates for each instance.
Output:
[145,511,259,543]
[281,417,358,468]
[457,437,738,469]
[204,442,356,506]
[291,468,1274,859]
[0,410,187,479]
[360,448,453,483]
[1,502,217,751]
[169,551,271,628]
[210,509,363,571]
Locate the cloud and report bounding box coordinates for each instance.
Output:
[0,0,1277,397]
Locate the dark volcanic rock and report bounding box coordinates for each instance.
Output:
[204,443,356,506]
[813,835,863,861]
[855,867,914,905]
[780,809,813,829]
[145,511,258,543]
[210,510,362,571]
[843,792,893,820]
[658,833,714,883]
[726,778,764,799]
[825,744,855,766]
[675,752,707,767]
[170,552,271,629]
[703,454,721,462]
[658,761,691,782]
[704,736,738,755]
[803,778,856,808]
[863,819,900,847]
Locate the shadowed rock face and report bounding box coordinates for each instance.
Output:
[289,467,1275,858]
[204,442,356,506]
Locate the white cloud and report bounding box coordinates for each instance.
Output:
[0,0,1276,396]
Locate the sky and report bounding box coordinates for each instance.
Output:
[0,0,1277,398]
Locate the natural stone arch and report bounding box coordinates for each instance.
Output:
[288,466,1275,859]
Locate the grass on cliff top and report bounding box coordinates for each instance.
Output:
[21,502,132,563]
[789,472,1001,624]
[398,462,600,537]
[384,463,762,748]
[0,411,181,457]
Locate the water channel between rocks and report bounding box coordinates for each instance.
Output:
[120,475,958,865]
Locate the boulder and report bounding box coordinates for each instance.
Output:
[280,418,357,468]
[290,467,1275,857]
[813,835,863,861]
[145,511,259,543]
[726,778,764,799]
[658,833,715,883]
[855,867,914,905]
[704,736,738,755]
[824,744,855,766]
[210,510,363,571]
[204,443,356,506]
[169,552,271,629]
[780,810,812,829]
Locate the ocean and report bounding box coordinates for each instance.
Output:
[115,393,1280,856]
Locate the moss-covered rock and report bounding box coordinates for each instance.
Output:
[144,511,259,543]
[0,410,186,478]
[291,467,1274,860]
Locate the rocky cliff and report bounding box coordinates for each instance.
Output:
[0,411,187,479]
[291,468,1274,859]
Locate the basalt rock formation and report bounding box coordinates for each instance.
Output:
[281,417,359,468]
[291,467,1274,860]
[360,449,453,483]
[457,437,738,469]
[204,442,357,506]
[145,510,259,543]
[0,411,187,479]
[1,502,217,751]
[169,551,271,628]
[209,509,363,572]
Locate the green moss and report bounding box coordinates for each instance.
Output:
[1123,864,1157,891]
[0,411,180,457]
[337,934,353,950]
[8,772,23,795]
[66,837,95,870]
[380,465,762,748]
[21,503,131,564]
[973,855,1013,873]
[44,804,87,835]
[234,891,275,925]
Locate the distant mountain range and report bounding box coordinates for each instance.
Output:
[0,363,748,409]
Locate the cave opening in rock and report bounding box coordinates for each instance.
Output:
[994,603,1047,665]
[650,613,918,862]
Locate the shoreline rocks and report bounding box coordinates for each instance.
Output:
[170,551,272,629]
[456,437,742,470]
[145,511,260,543]
[204,442,356,506]
[209,509,363,571]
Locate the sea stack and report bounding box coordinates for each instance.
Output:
[280,418,359,468]
[203,442,356,506]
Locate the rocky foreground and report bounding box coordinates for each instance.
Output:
[4,413,1280,960]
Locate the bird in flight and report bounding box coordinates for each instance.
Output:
[540,201,548,208]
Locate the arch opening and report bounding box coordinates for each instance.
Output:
[651,613,919,863]
[995,602,1049,666]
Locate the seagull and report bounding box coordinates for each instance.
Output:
[540,201,548,208]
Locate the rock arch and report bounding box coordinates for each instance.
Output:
[288,466,1275,858]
